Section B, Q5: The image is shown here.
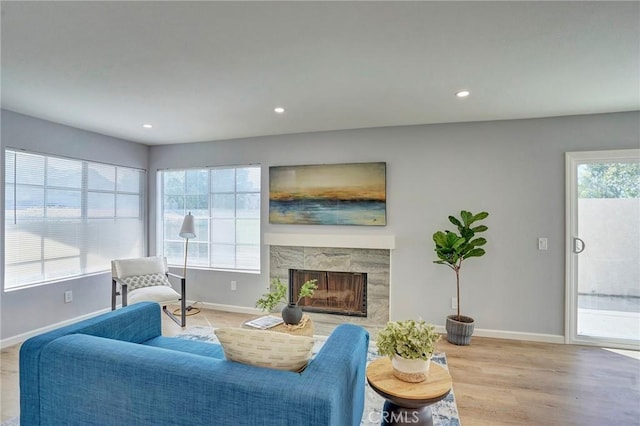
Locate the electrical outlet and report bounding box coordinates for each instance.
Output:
[231,281,237,291]
[538,237,548,251]
[64,290,73,303]
[451,297,457,310]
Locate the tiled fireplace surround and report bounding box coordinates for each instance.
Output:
[266,234,394,336]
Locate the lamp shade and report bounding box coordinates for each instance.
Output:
[179,212,196,239]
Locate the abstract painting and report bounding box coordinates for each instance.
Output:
[269,162,386,226]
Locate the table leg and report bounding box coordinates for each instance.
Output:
[381,400,433,426]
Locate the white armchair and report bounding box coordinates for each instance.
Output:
[111,256,186,326]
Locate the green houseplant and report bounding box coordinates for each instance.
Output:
[433,210,488,345]
[256,278,318,325]
[377,319,440,382]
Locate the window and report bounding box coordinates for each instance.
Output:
[4,150,145,289]
[157,166,261,272]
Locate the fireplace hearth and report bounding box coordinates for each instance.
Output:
[290,269,367,317]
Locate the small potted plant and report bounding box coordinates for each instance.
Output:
[256,278,318,325]
[376,319,440,383]
[433,210,489,345]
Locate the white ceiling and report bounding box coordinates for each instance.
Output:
[1,1,638,146]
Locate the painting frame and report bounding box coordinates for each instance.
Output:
[269,162,387,226]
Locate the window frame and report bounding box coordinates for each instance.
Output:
[156,165,261,273]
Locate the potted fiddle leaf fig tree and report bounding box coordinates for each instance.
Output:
[256,278,318,325]
[433,210,489,345]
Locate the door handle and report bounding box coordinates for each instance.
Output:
[573,237,586,254]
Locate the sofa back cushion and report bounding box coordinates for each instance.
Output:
[214,328,314,372]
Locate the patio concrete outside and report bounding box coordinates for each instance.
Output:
[578,308,640,341]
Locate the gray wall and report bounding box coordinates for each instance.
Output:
[149,111,640,338]
[0,110,149,340]
[1,110,638,342]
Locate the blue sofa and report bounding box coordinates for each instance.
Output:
[20,302,369,426]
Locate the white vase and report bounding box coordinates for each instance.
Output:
[391,354,430,383]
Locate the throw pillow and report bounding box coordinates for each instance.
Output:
[214,328,314,372]
[123,273,172,292]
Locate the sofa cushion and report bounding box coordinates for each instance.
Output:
[214,327,314,372]
[143,336,225,359]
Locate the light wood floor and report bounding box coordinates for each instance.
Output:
[2,308,639,425]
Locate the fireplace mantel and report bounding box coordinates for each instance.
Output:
[264,233,396,250]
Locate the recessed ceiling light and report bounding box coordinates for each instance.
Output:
[455,91,470,98]
[274,107,285,114]
[142,124,153,129]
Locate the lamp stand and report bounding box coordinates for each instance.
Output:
[176,211,200,317]
[183,237,189,280]
[175,236,200,316]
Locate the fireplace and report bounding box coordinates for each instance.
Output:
[290,269,367,317]
[267,239,391,334]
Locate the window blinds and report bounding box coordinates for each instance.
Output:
[4,150,145,289]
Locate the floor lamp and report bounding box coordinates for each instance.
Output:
[178,212,200,315]
[179,212,196,278]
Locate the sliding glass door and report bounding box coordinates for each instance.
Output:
[565,149,640,349]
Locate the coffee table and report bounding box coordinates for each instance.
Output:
[242,314,314,337]
[366,357,452,426]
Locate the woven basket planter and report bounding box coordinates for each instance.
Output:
[391,354,430,383]
[445,315,475,346]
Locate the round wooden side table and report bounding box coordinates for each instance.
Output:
[366,357,452,426]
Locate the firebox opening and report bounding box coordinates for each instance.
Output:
[289,269,367,317]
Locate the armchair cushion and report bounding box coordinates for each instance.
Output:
[112,256,168,278]
[123,272,172,291]
[128,285,181,305]
[214,327,314,372]
[111,256,186,327]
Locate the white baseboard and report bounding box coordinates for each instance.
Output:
[1,307,111,349]
[1,303,565,348]
[473,327,565,344]
[198,302,263,316]
[432,325,565,344]
[203,303,566,343]
[206,303,566,344]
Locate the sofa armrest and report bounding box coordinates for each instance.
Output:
[36,324,369,426]
[305,324,370,425]
[20,302,162,426]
